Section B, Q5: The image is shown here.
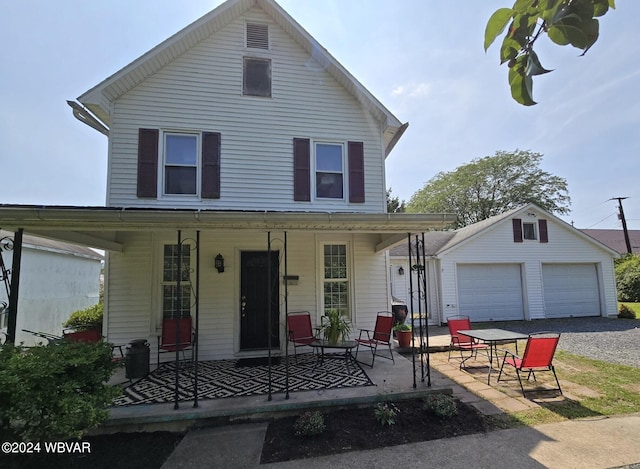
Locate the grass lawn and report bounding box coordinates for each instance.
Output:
[619,302,640,316]
[506,351,640,427]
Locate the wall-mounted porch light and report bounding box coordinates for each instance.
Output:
[398,266,405,276]
[214,253,225,273]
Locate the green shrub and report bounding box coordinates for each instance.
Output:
[0,341,120,442]
[63,303,103,331]
[423,393,458,419]
[615,255,640,302]
[373,402,398,426]
[618,304,637,319]
[293,411,325,437]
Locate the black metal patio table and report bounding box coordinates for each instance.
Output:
[310,339,357,374]
[457,328,528,384]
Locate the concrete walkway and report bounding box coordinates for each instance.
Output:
[162,413,640,469]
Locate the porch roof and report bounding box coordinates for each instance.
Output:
[0,205,456,253]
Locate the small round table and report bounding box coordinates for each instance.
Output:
[310,339,358,373]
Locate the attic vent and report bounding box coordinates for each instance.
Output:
[246,23,269,49]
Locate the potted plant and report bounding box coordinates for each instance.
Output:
[393,323,412,348]
[320,309,351,345]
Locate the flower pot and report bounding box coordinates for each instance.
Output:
[396,330,412,348]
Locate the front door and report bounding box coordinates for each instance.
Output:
[240,251,280,350]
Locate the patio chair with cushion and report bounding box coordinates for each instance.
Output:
[446,315,489,368]
[354,311,395,367]
[497,331,562,398]
[287,311,318,362]
[157,316,196,367]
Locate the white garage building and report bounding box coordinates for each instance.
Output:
[389,204,619,324]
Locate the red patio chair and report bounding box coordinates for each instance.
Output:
[63,327,125,364]
[287,311,318,363]
[157,316,196,367]
[355,311,395,367]
[446,316,489,368]
[497,331,562,398]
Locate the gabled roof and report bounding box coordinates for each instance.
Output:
[77,0,406,156]
[389,203,620,258]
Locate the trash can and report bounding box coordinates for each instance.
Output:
[125,339,150,379]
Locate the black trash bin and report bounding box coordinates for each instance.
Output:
[125,339,150,379]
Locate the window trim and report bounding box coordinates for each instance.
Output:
[313,140,347,202]
[159,242,193,320]
[242,56,272,98]
[522,221,537,241]
[160,131,201,199]
[316,239,354,323]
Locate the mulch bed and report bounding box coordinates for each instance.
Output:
[261,397,500,463]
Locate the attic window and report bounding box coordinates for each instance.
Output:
[246,23,269,50]
[243,57,271,97]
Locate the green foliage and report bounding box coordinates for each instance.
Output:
[423,393,458,419]
[293,411,326,437]
[0,341,120,442]
[407,150,570,228]
[618,303,636,319]
[387,188,406,213]
[485,0,615,105]
[64,303,103,331]
[615,255,640,302]
[320,309,351,344]
[373,402,399,426]
[393,323,412,332]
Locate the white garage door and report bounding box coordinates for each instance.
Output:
[457,264,524,321]
[542,264,601,318]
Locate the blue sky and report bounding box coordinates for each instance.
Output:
[1,1,638,229]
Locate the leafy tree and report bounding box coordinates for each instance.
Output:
[485,0,616,105]
[615,255,640,302]
[407,150,570,228]
[387,188,406,213]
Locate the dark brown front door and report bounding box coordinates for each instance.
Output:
[240,251,280,350]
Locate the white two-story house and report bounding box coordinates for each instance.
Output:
[1,0,453,361]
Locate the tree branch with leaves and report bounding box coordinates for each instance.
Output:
[407,150,571,228]
[485,0,615,105]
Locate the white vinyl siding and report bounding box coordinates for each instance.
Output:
[107,7,386,213]
[457,264,525,321]
[105,231,388,361]
[437,209,618,324]
[542,264,601,318]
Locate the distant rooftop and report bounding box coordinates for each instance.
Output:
[580,229,640,255]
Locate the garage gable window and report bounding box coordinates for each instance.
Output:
[513,218,549,243]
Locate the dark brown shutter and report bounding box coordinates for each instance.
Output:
[513,218,523,243]
[137,128,159,198]
[293,138,310,201]
[539,219,549,243]
[202,132,221,199]
[348,141,365,203]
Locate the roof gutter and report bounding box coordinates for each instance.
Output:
[385,122,409,157]
[67,101,109,137]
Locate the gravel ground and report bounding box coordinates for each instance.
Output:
[477,317,640,369]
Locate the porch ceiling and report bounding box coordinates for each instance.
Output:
[0,205,456,252]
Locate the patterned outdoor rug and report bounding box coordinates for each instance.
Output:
[113,353,373,406]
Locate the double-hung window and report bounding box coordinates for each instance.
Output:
[315,143,344,199]
[522,222,537,240]
[164,133,198,196]
[322,244,349,318]
[162,244,192,319]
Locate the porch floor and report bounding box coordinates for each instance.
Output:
[104,335,452,433]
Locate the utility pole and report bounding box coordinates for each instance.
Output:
[610,197,632,254]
